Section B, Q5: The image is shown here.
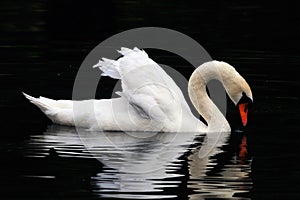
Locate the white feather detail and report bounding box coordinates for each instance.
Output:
[93,58,120,79]
[93,47,155,80]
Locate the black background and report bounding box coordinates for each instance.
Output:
[0,0,299,199]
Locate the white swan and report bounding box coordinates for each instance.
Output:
[23,47,252,132]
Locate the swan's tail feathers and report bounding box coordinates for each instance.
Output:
[22,92,58,117]
[93,58,121,79]
[22,92,35,101]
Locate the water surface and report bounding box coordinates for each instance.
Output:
[15,125,252,199]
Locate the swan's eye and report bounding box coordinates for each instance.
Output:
[239,92,252,105]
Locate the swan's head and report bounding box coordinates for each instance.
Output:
[221,62,253,127]
[189,60,253,128]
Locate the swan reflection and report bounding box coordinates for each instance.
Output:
[25,125,252,199]
[188,134,252,199]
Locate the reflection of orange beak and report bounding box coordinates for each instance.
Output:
[239,103,248,127]
[239,136,247,163]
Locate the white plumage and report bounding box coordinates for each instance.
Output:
[23,47,253,132]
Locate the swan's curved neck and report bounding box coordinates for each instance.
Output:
[188,62,231,132]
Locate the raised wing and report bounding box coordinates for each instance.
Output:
[93,47,189,122]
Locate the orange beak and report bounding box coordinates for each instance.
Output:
[239,103,249,127]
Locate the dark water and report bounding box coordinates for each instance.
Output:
[0,1,300,199]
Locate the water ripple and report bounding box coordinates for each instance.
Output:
[21,125,252,199]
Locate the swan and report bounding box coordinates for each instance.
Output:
[23,47,252,132]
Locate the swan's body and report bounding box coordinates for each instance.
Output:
[23,47,252,132]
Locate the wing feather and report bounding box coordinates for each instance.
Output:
[94,47,189,122]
